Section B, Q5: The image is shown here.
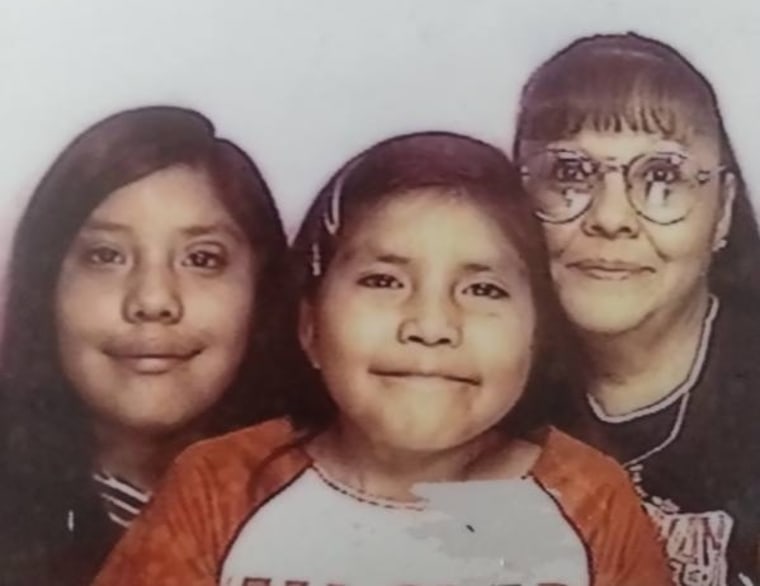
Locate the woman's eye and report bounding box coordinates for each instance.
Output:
[643,165,681,185]
[183,249,227,270]
[553,159,593,183]
[637,155,685,186]
[357,273,403,289]
[463,282,509,300]
[83,246,125,266]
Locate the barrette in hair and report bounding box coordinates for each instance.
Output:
[323,171,344,236]
[310,241,322,277]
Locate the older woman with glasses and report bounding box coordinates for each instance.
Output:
[514,33,760,586]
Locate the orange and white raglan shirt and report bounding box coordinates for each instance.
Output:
[92,419,673,586]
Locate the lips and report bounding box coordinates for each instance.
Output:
[566,258,654,281]
[102,338,203,374]
[370,369,480,387]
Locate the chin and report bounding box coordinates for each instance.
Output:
[373,418,481,455]
[563,297,651,337]
[106,398,208,439]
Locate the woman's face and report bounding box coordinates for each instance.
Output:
[55,164,255,437]
[300,190,536,453]
[523,128,733,336]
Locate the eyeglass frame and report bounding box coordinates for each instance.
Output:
[519,147,728,226]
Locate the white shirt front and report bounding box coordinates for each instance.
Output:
[220,467,589,586]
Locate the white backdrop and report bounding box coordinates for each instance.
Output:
[1,0,759,269]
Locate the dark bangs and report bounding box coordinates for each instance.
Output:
[514,33,722,156]
[289,132,592,435]
[513,32,760,312]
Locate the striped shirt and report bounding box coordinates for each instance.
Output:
[92,471,152,529]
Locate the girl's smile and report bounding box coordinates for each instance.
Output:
[55,165,256,434]
[300,188,536,453]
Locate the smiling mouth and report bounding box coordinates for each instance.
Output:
[105,350,202,375]
[567,260,653,281]
[371,370,480,386]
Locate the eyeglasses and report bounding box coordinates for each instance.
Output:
[520,148,726,225]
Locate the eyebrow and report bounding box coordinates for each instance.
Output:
[459,262,500,274]
[342,245,521,276]
[80,219,245,242]
[180,222,245,242]
[80,219,132,234]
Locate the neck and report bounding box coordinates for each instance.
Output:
[93,423,198,492]
[311,422,506,502]
[586,289,712,416]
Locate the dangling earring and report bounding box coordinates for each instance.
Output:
[714,237,728,252]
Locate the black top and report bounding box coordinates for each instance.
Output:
[569,297,760,586]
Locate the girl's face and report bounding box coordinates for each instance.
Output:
[55,165,255,436]
[300,189,536,453]
[523,128,733,336]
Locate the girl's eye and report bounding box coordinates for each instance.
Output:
[182,249,228,270]
[463,282,509,300]
[83,245,125,266]
[357,273,403,289]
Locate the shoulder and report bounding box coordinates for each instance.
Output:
[710,297,760,373]
[532,428,672,585]
[159,417,308,501]
[697,299,760,443]
[533,426,630,494]
[178,417,299,466]
[89,418,311,585]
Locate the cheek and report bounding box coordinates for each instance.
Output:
[541,223,578,259]
[183,272,255,345]
[646,216,717,262]
[55,274,123,344]
[316,294,395,359]
[471,305,536,391]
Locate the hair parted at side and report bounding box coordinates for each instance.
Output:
[0,105,299,581]
[288,130,591,436]
[513,31,760,306]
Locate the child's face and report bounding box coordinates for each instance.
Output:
[55,165,255,436]
[301,189,536,453]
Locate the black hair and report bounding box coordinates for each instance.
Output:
[0,105,301,584]
[513,32,760,306]
[287,131,591,438]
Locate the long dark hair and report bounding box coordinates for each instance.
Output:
[0,106,298,583]
[513,32,760,307]
[288,131,591,438]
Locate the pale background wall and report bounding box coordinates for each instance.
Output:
[1,0,758,272]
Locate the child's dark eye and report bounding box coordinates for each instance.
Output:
[357,273,403,289]
[183,249,227,270]
[463,282,509,299]
[83,246,125,266]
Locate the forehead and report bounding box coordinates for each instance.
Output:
[538,127,721,162]
[89,164,232,226]
[340,189,525,270]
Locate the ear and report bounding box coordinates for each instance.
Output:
[298,299,320,370]
[713,171,736,251]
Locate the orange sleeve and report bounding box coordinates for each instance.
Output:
[92,420,307,586]
[534,429,674,586]
[587,467,674,586]
[91,449,224,586]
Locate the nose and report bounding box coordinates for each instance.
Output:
[581,172,640,239]
[398,288,461,348]
[123,262,183,325]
